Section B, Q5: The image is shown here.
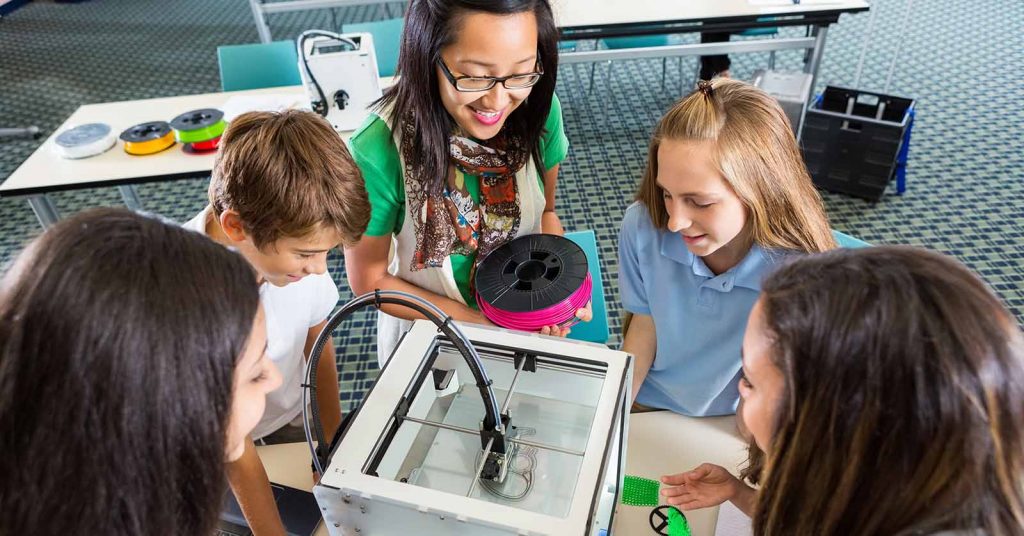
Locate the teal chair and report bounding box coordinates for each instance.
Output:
[342,17,404,77]
[595,34,680,91]
[564,230,611,345]
[217,40,301,92]
[738,18,780,70]
[833,230,871,248]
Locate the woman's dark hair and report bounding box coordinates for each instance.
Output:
[379,0,559,193]
[753,246,1024,535]
[0,208,260,535]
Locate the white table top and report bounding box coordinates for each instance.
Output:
[257,411,749,536]
[0,80,392,197]
[554,0,869,32]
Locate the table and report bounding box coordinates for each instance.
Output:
[555,0,869,106]
[256,411,749,536]
[248,0,398,44]
[0,81,389,228]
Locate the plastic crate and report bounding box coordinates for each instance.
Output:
[801,86,915,201]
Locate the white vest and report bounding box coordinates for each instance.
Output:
[376,114,546,365]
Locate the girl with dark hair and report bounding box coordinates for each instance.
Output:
[0,208,282,535]
[345,0,589,363]
[659,246,1024,535]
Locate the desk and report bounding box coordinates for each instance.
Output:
[555,0,869,104]
[257,411,749,536]
[0,80,391,228]
[248,0,398,44]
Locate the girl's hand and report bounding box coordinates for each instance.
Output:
[538,301,592,338]
[660,463,742,511]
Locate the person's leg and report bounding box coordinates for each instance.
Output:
[255,422,308,445]
[631,401,666,413]
[699,32,732,80]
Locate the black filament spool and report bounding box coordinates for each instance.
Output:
[119,121,172,143]
[474,234,588,313]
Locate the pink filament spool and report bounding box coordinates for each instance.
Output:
[474,234,591,332]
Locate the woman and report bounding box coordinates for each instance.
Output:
[0,208,282,535]
[661,246,1024,535]
[346,0,589,363]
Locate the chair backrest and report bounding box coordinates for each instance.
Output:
[217,40,302,92]
[602,34,673,50]
[342,17,404,77]
[564,230,611,345]
[739,17,780,37]
[833,229,871,248]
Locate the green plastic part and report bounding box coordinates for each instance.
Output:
[621,475,660,507]
[173,119,227,143]
[668,506,692,536]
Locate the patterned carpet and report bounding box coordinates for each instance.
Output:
[1,0,1021,410]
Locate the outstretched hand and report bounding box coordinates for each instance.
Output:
[660,463,742,511]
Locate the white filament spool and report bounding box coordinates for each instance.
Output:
[53,123,116,159]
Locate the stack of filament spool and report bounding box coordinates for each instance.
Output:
[170,108,226,153]
[475,234,592,332]
[119,121,175,155]
[52,123,117,159]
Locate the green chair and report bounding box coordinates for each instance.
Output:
[833,230,871,248]
[217,40,301,92]
[564,230,611,345]
[342,17,404,77]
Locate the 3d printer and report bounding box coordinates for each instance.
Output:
[302,291,632,535]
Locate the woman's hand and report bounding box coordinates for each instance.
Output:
[660,463,743,511]
[538,301,592,337]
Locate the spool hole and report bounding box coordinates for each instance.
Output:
[515,259,546,282]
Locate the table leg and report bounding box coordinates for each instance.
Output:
[118,184,144,211]
[27,194,60,228]
[804,24,829,96]
[249,0,273,43]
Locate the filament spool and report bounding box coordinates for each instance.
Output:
[475,234,591,332]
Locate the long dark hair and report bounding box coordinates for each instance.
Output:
[379,0,559,194]
[0,208,260,535]
[753,246,1024,535]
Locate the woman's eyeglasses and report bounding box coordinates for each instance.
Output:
[437,57,544,92]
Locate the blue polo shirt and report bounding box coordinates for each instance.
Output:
[618,202,789,416]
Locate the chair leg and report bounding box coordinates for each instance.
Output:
[661,57,668,89]
[769,51,776,70]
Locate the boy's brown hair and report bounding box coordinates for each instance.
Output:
[209,110,371,250]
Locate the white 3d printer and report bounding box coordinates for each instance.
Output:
[303,292,632,536]
[297,30,383,132]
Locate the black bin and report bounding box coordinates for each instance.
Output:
[802,86,915,201]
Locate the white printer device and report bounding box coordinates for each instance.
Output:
[302,291,633,536]
[297,30,383,132]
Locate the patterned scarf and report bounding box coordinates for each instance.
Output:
[403,120,528,271]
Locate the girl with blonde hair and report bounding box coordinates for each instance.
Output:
[619,78,835,416]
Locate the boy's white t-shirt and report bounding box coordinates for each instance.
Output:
[183,206,340,440]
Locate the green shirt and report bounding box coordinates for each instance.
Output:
[349,94,570,305]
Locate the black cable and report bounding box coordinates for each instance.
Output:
[304,291,503,474]
[296,31,357,117]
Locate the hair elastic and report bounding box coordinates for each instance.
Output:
[697,79,715,99]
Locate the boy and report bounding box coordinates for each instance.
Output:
[184,109,371,534]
